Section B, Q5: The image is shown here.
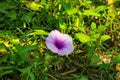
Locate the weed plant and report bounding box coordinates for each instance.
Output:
[0,0,120,80]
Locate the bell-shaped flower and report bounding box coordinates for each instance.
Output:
[46,30,74,56]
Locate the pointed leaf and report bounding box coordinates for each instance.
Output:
[100,35,111,42]
[29,30,48,35]
[60,0,70,11]
[112,54,120,64]
[75,33,90,43]
[80,75,88,80]
[0,70,13,77]
[98,25,106,33]
[16,45,38,62]
[91,22,96,30]
[28,2,43,11]
[0,8,8,14]
[83,10,100,16]
[90,55,100,66]
[59,17,66,30]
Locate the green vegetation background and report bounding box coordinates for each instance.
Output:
[0,0,120,80]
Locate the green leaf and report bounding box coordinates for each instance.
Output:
[60,0,78,15]
[90,55,100,66]
[98,25,106,33]
[60,0,70,11]
[95,5,108,13]
[7,11,17,19]
[17,27,25,36]
[10,38,20,44]
[22,12,34,23]
[0,55,9,64]
[16,45,38,62]
[18,66,32,74]
[112,54,120,64]
[93,33,100,40]
[67,8,78,15]
[80,75,88,80]
[0,70,13,77]
[0,66,13,70]
[0,8,8,14]
[75,33,90,43]
[19,45,38,54]
[29,72,35,80]
[91,22,96,30]
[18,66,35,80]
[59,17,66,30]
[28,2,43,11]
[79,27,86,33]
[90,22,97,35]
[100,35,111,42]
[29,30,48,35]
[74,18,79,27]
[0,43,5,48]
[83,10,100,16]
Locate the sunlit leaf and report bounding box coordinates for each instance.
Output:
[100,35,111,42]
[92,33,100,40]
[29,30,48,35]
[67,8,78,15]
[91,22,96,30]
[116,64,120,72]
[27,2,43,11]
[83,10,100,16]
[60,0,78,15]
[75,33,90,43]
[0,48,7,55]
[74,18,79,27]
[59,17,66,30]
[95,6,108,13]
[10,38,20,44]
[79,27,86,33]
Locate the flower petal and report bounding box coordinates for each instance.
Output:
[45,30,74,56]
[46,40,58,53]
[46,30,61,43]
[58,44,74,56]
[60,34,72,42]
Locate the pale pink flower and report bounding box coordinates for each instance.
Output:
[46,30,74,56]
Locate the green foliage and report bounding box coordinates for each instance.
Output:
[75,33,90,43]
[90,55,100,66]
[0,0,119,80]
[112,54,120,64]
[80,75,88,80]
[29,30,48,35]
[100,35,111,42]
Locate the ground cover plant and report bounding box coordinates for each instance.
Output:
[0,0,120,80]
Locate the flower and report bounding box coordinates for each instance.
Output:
[45,30,74,56]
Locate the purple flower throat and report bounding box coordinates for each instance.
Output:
[54,39,65,49]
